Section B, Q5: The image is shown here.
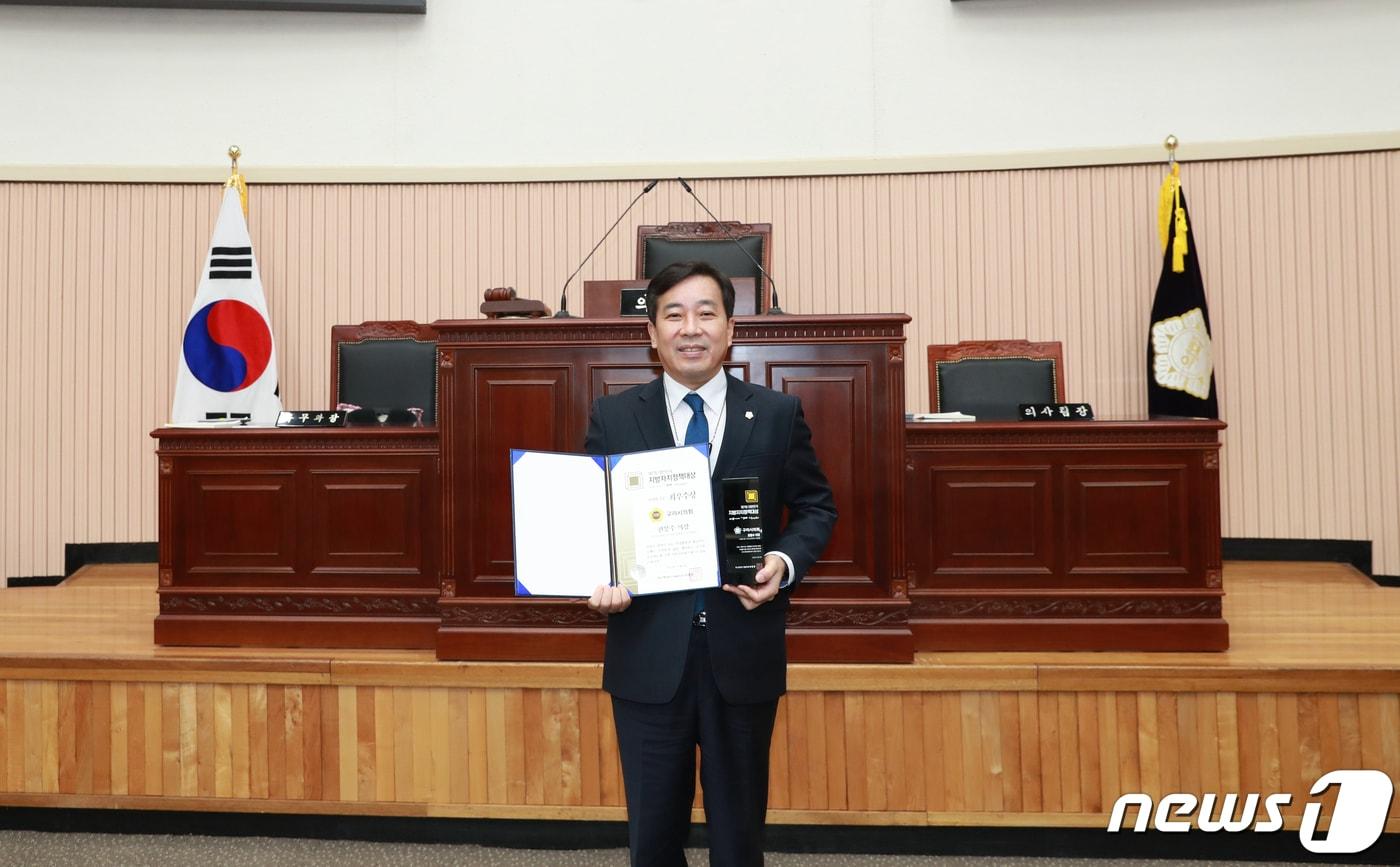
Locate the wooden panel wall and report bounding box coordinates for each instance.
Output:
[2,150,1398,580]
[2,677,1398,829]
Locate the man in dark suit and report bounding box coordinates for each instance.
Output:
[586,260,837,867]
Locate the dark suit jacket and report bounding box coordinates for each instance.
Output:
[584,375,837,705]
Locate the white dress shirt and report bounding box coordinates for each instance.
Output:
[661,371,795,588]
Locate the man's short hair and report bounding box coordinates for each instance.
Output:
[645,261,736,323]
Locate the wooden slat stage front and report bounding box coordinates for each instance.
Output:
[1,562,1397,834]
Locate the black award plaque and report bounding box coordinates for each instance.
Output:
[721,476,764,585]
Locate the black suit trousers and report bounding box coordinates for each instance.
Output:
[611,626,778,867]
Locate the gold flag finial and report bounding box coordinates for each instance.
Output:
[225,145,248,218]
[1158,135,1187,273]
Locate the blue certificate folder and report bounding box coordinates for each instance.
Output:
[509,444,720,597]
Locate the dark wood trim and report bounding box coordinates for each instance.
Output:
[432,313,908,347]
[434,625,608,662]
[153,615,438,649]
[906,417,1225,446]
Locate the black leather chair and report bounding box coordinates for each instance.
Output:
[636,222,772,311]
[928,340,1065,421]
[330,321,438,424]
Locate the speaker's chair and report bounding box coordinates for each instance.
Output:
[636,221,772,287]
[927,340,1065,421]
[330,321,439,424]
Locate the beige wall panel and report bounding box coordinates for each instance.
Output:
[1,150,1398,579]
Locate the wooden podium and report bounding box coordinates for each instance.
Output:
[432,314,915,663]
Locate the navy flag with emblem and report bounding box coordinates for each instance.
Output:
[1147,165,1219,419]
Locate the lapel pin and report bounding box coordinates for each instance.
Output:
[745,410,754,419]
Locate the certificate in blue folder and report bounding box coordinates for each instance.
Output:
[509,444,719,597]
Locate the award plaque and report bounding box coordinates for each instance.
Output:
[721,476,764,585]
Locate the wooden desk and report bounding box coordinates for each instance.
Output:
[432,314,914,663]
[151,427,441,649]
[148,340,1227,657]
[904,419,1228,651]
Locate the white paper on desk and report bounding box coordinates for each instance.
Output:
[909,411,976,422]
[510,450,613,596]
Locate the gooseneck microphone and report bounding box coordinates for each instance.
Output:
[676,177,783,315]
[555,179,659,318]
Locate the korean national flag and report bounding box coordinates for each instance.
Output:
[170,186,282,424]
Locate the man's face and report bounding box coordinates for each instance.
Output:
[647,274,734,390]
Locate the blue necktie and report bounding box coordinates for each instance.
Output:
[682,392,708,446]
[682,393,709,616]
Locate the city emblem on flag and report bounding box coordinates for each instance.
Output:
[1147,162,1219,419]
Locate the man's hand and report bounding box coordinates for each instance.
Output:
[722,553,786,611]
[587,584,632,614]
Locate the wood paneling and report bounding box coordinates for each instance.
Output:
[4,682,1397,828]
[4,151,1400,583]
[3,562,1400,830]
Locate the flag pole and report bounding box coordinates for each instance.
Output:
[1158,135,1187,273]
[226,145,248,218]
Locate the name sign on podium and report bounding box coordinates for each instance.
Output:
[276,410,347,427]
[1018,403,1094,421]
[619,287,649,317]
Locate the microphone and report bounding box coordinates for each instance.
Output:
[676,177,783,314]
[555,179,659,318]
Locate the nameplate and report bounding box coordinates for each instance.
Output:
[276,411,347,427]
[1018,403,1094,421]
[619,288,649,317]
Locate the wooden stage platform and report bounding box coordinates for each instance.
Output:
[1,562,1397,835]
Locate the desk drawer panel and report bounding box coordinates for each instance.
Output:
[1065,464,1190,575]
[182,469,298,575]
[308,468,425,575]
[926,466,1054,575]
